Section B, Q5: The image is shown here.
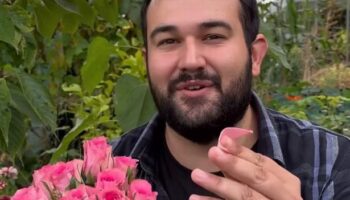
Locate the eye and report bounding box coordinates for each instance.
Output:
[157,38,178,47]
[203,34,225,41]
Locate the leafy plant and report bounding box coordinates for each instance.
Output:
[0,0,153,194]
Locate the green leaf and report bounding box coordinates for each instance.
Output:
[23,41,38,72]
[43,0,66,16]
[50,113,97,163]
[55,0,80,15]
[15,71,57,131]
[119,0,142,26]
[55,0,96,27]
[114,74,156,132]
[61,83,82,95]
[33,3,60,38]
[126,1,142,27]
[55,0,95,32]
[0,107,27,159]
[7,107,27,158]
[269,42,292,71]
[61,13,80,33]
[119,0,131,15]
[0,79,11,146]
[93,0,119,24]
[8,5,34,33]
[75,0,96,27]
[0,5,17,50]
[286,0,298,37]
[9,83,42,127]
[81,37,112,94]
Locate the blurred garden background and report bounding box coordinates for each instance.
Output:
[0,0,349,196]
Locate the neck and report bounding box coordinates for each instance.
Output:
[164,105,258,172]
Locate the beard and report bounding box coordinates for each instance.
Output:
[148,59,253,145]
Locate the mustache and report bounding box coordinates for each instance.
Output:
[168,71,221,93]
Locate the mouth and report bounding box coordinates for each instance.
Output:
[176,80,214,92]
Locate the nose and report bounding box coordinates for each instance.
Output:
[178,38,206,71]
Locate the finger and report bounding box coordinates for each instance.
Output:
[189,194,221,200]
[191,168,269,200]
[220,135,300,184]
[208,147,301,200]
[220,135,301,195]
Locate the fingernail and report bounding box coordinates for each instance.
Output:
[189,194,200,200]
[192,169,208,181]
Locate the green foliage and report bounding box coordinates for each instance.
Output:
[34,1,61,38]
[114,74,156,132]
[0,5,18,50]
[256,0,349,136]
[281,95,350,136]
[81,37,113,94]
[6,108,27,159]
[258,0,349,85]
[0,79,11,146]
[93,0,119,24]
[15,69,57,130]
[258,84,350,136]
[0,0,150,194]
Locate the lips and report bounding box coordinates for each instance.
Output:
[176,80,214,91]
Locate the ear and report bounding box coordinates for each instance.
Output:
[142,47,147,66]
[250,34,268,77]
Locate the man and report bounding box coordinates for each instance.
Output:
[112,0,350,199]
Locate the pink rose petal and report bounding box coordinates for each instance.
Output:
[218,127,253,152]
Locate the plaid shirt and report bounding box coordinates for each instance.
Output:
[111,92,350,200]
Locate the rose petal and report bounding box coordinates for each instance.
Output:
[218,127,253,151]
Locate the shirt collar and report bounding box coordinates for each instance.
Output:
[129,114,165,174]
[251,92,286,166]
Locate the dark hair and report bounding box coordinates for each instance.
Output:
[140,0,260,48]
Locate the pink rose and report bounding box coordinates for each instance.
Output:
[11,186,48,200]
[32,164,57,196]
[98,188,126,200]
[0,166,18,179]
[128,180,157,200]
[96,168,126,190]
[67,159,84,182]
[83,137,113,178]
[33,161,77,195]
[113,156,138,173]
[60,185,97,200]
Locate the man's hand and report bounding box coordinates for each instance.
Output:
[190,135,302,200]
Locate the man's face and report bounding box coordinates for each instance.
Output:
[146,0,255,144]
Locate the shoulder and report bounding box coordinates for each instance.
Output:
[267,108,349,142]
[110,124,148,156]
[266,108,350,166]
[110,114,165,157]
[265,109,350,195]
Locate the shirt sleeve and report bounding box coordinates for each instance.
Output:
[325,139,350,199]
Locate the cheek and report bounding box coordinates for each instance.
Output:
[206,47,249,88]
[147,52,178,87]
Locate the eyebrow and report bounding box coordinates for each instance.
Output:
[150,25,178,40]
[149,21,233,40]
[199,21,232,32]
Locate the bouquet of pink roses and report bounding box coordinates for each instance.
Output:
[11,137,157,200]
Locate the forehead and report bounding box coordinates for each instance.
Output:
[147,0,242,33]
